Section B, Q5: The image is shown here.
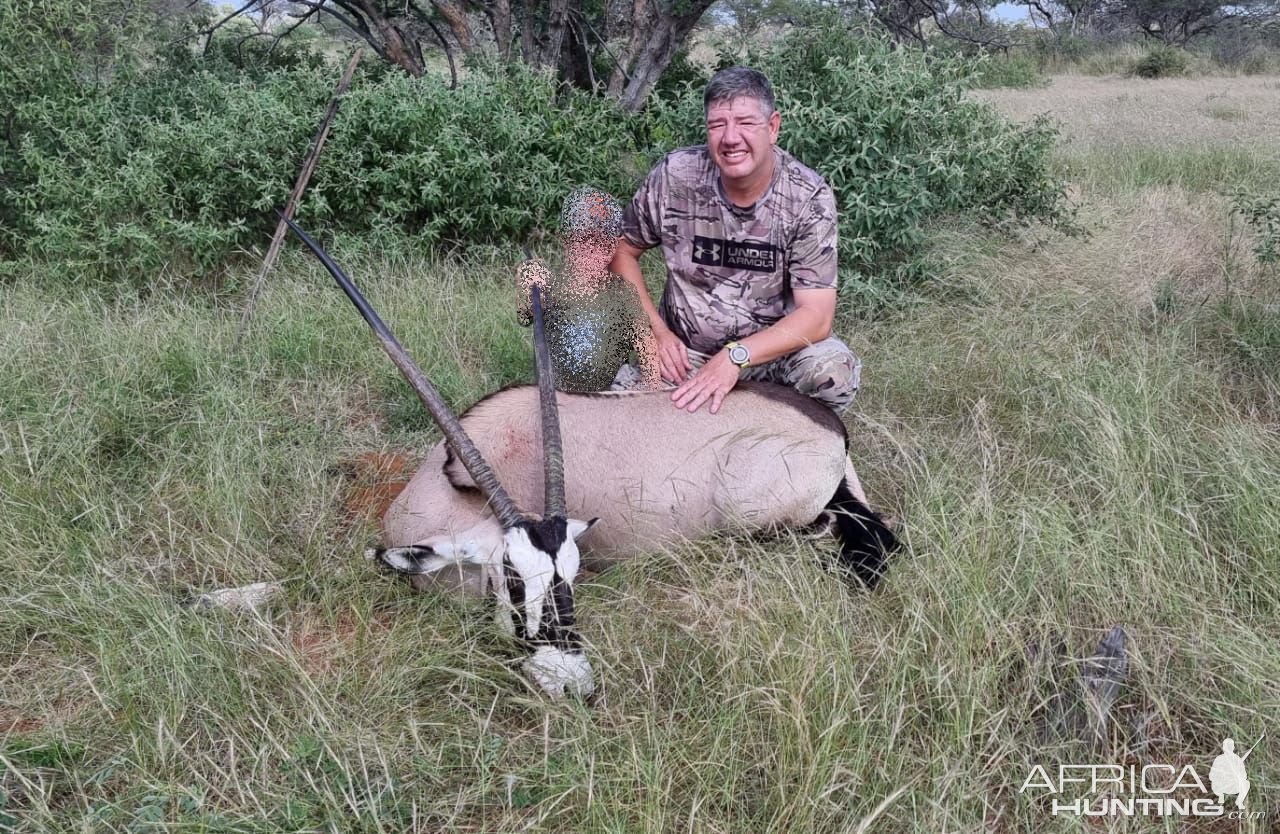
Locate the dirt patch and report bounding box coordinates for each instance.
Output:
[334,451,414,528]
[0,707,46,735]
[286,607,396,680]
[0,642,95,736]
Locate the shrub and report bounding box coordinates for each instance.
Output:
[969,53,1047,89]
[1232,189,1280,269]
[1134,45,1189,78]
[7,62,652,279]
[5,21,1070,302]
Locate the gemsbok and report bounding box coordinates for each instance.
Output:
[284,217,899,698]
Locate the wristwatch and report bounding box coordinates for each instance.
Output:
[725,340,751,369]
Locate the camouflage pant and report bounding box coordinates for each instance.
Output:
[612,336,861,413]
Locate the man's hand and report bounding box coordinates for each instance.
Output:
[671,349,740,414]
[652,321,691,383]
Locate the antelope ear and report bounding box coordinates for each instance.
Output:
[566,518,599,541]
[367,545,454,575]
[368,538,489,575]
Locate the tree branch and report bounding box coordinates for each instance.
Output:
[291,0,391,63]
[269,6,321,57]
[423,14,459,87]
[199,0,262,55]
[570,7,631,85]
[567,12,598,91]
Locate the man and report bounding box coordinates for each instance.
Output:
[610,66,860,415]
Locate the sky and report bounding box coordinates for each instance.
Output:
[991,2,1035,22]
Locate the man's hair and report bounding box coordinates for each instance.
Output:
[703,66,776,118]
[560,185,622,241]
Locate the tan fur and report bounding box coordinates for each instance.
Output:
[383,384,851,593]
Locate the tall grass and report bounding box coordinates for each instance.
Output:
[3,182,1279,830]
[974,75,1280,195]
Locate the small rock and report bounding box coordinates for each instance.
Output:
[1081,625,1129,745]
[190,581,283,613]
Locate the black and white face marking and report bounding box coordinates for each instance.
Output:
[500,517,592,644]
[496,516,598,697]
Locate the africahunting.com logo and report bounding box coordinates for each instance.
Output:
[1020,735,1266,819]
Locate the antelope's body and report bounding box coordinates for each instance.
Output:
[284,216,894,699]
[384,382,873,595]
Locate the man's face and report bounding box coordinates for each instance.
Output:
[705,96,781,189]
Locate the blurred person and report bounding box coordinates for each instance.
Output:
[517,186,659,392]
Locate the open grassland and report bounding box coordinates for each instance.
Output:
[1032,42,1280,79]
[3,77,1280,832]
[973,75,1280,194]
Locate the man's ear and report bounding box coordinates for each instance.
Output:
[768,110,781,143]
[566,518,600,541]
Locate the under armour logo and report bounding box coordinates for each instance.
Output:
[692,235,725,266]
[692,234,778,272]
[694,242,720,261]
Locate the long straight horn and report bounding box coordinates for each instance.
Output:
[283,214,525,529]
[529,278,565,518]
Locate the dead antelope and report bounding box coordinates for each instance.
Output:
[383,383,897,591]
[285,217,898,698]
[285,216,598,697]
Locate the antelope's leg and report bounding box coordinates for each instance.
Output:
[843,457,868,505]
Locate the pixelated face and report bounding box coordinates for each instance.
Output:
[705,96,780,192]
[562,229,617,279]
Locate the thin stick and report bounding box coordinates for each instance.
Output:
[232,47,364,351]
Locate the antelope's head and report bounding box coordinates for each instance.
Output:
[283,217,598,698]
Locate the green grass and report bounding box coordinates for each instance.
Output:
[1061,144,1280,195]
[2,201,1280,831]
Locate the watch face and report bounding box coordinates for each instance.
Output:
[729,345,749,365]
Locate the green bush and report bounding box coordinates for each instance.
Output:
[7,61,652,279]
[1134,45,1189,78]
[1232,188,1280,269]
[969,53,1047,89]
[5,20,1069,301]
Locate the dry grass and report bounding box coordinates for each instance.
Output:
[974,75,1280,154]
[935,186,1263,307]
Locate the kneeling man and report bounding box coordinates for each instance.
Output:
[611,65,860,415]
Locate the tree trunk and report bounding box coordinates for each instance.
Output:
[430,0,474,54]
[488,0,514,60]
[609,0,714,112]
[519,0,539,64]
[607,0,650,97]
[352,0,425,75]
[540,0,572,68]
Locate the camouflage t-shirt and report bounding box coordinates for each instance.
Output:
[622,145,838,356]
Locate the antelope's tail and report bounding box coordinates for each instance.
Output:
[826,478,898,590]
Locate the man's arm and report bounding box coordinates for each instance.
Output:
[611,239,692,383]
[671,287,836,414]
